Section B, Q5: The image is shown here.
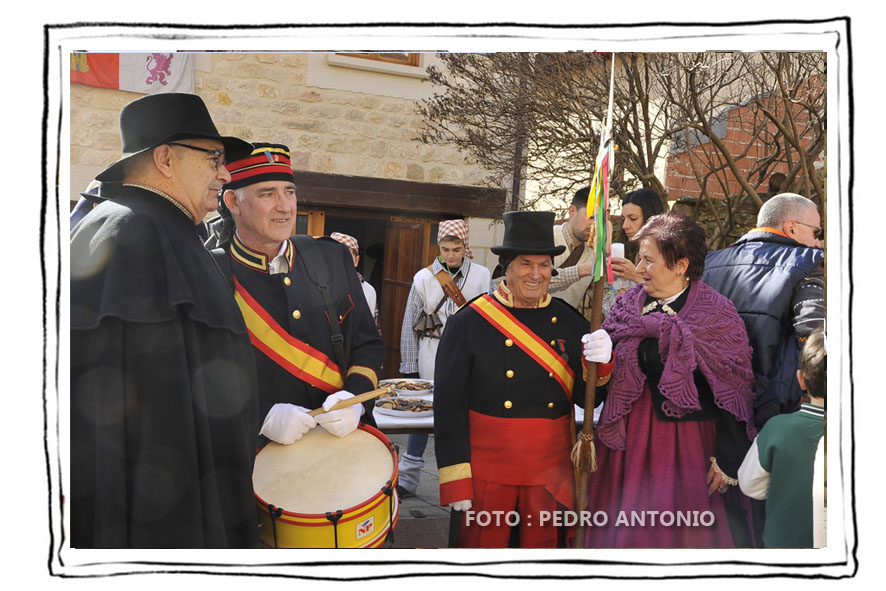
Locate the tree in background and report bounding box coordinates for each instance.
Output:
[664,52,825,247]
[418,53,538,212]
[417,51,825,246]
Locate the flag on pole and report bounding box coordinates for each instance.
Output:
[585,53,617,283]
[586,143,615,282]
[70,53,195,94]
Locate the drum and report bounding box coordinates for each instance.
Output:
[253,424,399,548]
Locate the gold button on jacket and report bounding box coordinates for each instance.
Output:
[506,370,515,378]
[504,400,513,409]
[292,310,301,319]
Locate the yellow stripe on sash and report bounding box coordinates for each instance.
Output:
[471,295,575,397]
[234,280,344,394]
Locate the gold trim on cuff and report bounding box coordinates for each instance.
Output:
[346,365,379,388]
[439,462,472,485]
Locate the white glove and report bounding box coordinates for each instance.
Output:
[316,390,363,438]
[449,500,472,512]
[260,403,316,444]
[582,329,613,363]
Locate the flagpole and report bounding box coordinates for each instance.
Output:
[573,53,617,549]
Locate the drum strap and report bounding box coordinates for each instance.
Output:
[214,236,349,377]
[292,235,349,371]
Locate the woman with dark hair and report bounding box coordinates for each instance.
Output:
[581,212,757,548]
[612,188,667,283]
[598,189,667,319]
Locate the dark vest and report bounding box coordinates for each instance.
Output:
[703,231,823,429]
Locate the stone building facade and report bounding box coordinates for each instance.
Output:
[70,53,491,206]
[69,52,507,376]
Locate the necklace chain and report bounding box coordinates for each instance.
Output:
[123,183,194,222]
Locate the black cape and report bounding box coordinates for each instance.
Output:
[70,186,260,548]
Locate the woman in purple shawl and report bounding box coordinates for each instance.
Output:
[582,212,756,548]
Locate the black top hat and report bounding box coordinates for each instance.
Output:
[95,93,252,182]
[490,211,567,256]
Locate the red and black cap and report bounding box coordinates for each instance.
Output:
[223,142,295,192]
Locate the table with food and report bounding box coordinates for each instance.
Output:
[371,378,597,434]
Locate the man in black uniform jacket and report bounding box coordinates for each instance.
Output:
[70,93,260,548]
[434,211,593,547]
[214,143,385,445]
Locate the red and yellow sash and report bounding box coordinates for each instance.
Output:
[233,277,344,393]
[470,294,575,398]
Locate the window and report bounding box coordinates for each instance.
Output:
[336,53,420,67]
[319,53,430,89]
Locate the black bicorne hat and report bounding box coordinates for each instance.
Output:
[490,211,567,257]
[95,93,252,182]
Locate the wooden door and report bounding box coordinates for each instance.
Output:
[380,219,428,378]
[294,209,325,236]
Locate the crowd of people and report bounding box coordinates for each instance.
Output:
[69,92,826,550]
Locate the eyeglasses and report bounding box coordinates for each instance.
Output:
[793,220,824,240]
[167,142,226,170]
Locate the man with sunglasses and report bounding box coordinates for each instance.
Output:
[703,192,825,431]
[70,93,261,548]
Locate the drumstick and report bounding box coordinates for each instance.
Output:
[307,386,394,417]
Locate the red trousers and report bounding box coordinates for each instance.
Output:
[457,477,563,548]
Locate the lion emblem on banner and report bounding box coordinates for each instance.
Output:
[145,53,174,86]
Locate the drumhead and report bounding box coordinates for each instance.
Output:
[254,426,394,515]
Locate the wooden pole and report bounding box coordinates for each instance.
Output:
[573,277,606,548]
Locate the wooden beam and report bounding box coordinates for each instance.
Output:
[293,171,506,218]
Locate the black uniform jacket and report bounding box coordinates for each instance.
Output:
[228,234,385,424]
[70,185,261,548]
[433,289,589,503]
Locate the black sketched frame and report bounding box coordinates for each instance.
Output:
[43,20,855,581]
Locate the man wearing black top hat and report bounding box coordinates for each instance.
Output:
[433,211,591,548]
[70,93,261,548]
[211,143,384,447]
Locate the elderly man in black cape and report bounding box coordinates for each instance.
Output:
[70,93,260,548]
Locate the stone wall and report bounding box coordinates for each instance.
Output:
[466,217,505,272]
[69,53,491,205]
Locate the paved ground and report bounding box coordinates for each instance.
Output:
[387,434,453,548]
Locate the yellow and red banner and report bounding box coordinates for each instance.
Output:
[234,277,344,394]
[470,295,575,397]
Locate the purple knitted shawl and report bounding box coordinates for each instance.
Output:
[597,280,756,450]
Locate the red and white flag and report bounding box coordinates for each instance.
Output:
[70,52,194,94]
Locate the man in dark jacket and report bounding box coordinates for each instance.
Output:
[70,93,260,548]
[434,211,591,547]
[214,143,385,446]
[703,193,824,430]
